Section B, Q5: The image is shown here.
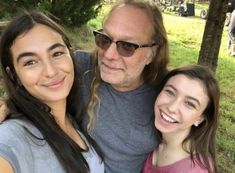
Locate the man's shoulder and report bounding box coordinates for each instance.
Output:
[74,50,94,71]
[74,50,92,61]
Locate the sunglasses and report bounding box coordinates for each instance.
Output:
[93,29,157,57]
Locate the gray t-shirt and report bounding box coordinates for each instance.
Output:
[0,118,104,173]
[76,50,159,173]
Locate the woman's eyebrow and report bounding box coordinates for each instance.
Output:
[16,52,36,63]
[47,43,66,52]
[165,84,200,106]
[16,43,66,63]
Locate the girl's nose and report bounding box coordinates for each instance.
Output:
[167,98,180,113]
[43,61,58,77]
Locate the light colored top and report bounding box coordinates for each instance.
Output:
[76,50,160,173]
[142,152,209,173]
[0,118,104,173]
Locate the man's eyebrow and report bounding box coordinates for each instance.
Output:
[16,43,66,63]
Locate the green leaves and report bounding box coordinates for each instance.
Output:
[0,0,103,27]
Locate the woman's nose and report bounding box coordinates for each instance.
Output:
[167,98,180,113]
[43,61,58,77]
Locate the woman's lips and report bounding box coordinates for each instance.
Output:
[43,77,65,89]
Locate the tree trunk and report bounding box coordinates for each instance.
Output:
[198,0,229,72]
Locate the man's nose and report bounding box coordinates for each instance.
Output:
[103,42,121,60]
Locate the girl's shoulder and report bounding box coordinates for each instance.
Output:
[0,118,43,145]
[142,152,209,173]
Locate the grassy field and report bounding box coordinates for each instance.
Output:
[69,4,235,173]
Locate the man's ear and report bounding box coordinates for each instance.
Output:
[152,45,158,57]
[146,46,158,65]
[194,116,205,127]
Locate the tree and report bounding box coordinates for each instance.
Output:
[0,0,103,27]
[198,0,229,72]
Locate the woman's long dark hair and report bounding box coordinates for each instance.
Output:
[156,65,219,173]
[0,11,102,173]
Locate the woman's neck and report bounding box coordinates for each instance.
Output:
[152,130,191,166]
[48,101,87,150]
[47,100,67,127]
[161,128,190,147]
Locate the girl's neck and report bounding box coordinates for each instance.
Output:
[152,130,191,166]
[161,129,190,147]
[49,101,87,150]
[47,100,67,127]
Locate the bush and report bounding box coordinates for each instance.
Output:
[0,0,103,27]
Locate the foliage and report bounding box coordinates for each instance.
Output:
[0,0,103,27]
[88,3,112,29]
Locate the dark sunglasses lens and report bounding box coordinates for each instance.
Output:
[95,32,111,50]
[117,41,137,57]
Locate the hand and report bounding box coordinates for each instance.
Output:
[0,97,8,123]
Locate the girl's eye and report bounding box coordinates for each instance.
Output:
[24,60,37,66]
[165,89,175,96]
[53,51,64,57]
[185,101,196,109]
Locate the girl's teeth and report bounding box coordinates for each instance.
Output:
[161,112,177,123]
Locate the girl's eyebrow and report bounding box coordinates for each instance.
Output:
[165,84,201,106]
[47,43,66,51]
[16,43,66,63]
[16,52,35,63]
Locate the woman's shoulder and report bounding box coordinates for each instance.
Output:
[0,118,40,144]
[165,156,209,173]
[0,119,34,172]
[142,154,209,173]
[142,151,154,173]
[187,156,211,173]
[0,118,27,135]
[0,118,63,173]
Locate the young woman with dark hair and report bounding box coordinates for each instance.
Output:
[142,65,219,173]
[0,11,104,173]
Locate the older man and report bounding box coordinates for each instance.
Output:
[0,1,170,172]
[77,1,169,172]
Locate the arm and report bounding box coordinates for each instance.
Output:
[0,156,14,173]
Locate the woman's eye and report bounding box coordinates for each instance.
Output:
[185,101,196,109]
[165,89,175,96]
[24,60,37,66]
[53,51,64,57]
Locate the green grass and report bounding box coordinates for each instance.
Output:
[69,3,234,172]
